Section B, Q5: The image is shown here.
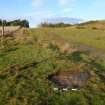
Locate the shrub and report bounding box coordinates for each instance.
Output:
[48,43,60,53]
[92,27,98,30]
[67,51,91,63]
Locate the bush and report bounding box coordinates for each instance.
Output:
[48,43,60,53]
[67,51,91,63]
[92,27,98,30]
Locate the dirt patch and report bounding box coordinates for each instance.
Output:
[48,70,91,90]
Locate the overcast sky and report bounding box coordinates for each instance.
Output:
[0,0,105,27]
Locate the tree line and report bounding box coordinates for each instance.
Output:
[0,19,29,28]
[40,22,72,27]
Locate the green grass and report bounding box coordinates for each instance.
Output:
[60,28,105,50]
[0,28,105,105]
[35,27,105,50]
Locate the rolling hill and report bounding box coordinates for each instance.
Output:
[78,20,105,29]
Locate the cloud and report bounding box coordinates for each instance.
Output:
[57,0,76,19]
[58,0,76,15]
[21,0,77,27]
[20,10,57,27]
[32,0,43,7]
[59,0,69,6]
[24,10,55,19]
[62,8,72,13]
[59,0,75,7]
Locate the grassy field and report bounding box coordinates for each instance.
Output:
[38,27,105,50]
[0,27,105,105]
[28,27,105,59]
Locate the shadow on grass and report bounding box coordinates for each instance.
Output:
[67,51,91,63]
[6,47,18,52]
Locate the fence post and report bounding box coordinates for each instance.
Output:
[1,20,4,48]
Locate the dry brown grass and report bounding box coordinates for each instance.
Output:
[0,26,20,36]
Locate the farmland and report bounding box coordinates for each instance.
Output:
[0,25,105,105]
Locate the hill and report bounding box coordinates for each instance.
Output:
[78,20,105,29]
[0,26,105,105]
[43,17,82,24]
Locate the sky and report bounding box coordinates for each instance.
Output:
[0,0,105,27]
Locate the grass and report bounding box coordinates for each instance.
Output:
[35,27,105,50]
[60,28,105,50]
[0,27,105,105]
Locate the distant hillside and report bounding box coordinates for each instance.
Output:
[43,17,82,24]
[78,20,105,29]
[40,22,72,27]
[41,19,105,29]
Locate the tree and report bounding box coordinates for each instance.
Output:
[20,20,29,28]
[0,19,29,28]
[0,19,2,26]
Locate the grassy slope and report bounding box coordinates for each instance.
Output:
[40,27,105,50]
[0,28,105,105]
[79,20,105,29]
